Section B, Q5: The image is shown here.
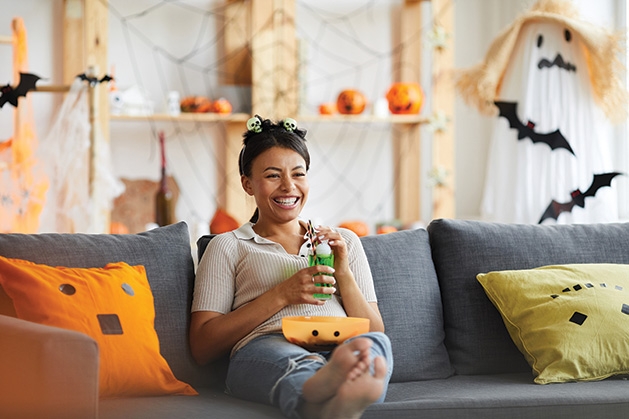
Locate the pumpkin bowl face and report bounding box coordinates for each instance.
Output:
[282,316,370,351]
[336,90,367,115]
[386,82,424,114]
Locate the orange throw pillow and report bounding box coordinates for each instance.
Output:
[0,256,197,398]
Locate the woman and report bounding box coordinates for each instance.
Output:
[190,115,393,419]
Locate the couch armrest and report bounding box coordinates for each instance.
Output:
[0,315,99,419]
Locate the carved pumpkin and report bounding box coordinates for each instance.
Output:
[338,220,370,237]
[211,97,232,114]
[180,96,212,113]
[386,82,424,114]
[336,90,367,115]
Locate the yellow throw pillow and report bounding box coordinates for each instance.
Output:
[0,255,197,398]
[477,264,629,384]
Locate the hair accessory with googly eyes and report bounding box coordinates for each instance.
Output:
[247,116,262,133]
[283,117,297,132]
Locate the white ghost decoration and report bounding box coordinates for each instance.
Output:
[457,0,627,224]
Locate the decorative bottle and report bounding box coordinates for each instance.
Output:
[155,131,175,226]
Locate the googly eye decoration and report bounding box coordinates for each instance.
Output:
[247,116,262,133]
[283,117,297,132]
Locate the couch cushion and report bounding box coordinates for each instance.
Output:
[0,256,196,397]
[477,264,629,384]
[363,373,629,419]
[361,229,453,382]
[0,222,214,388]
[427,218,629,375]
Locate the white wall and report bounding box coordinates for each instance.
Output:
[1,0,623,235]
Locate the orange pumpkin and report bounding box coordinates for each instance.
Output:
[338,220,370,237]
[376,225,398,235]
[385,82,424,114]
[211,97,232,114]
[180,96,212,113]
[109,221,129,235]
[209,207,240,234]
[318,102,337,115]
[336,90,367,115]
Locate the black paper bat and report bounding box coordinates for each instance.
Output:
[0,72,42,108]
[495,101,575,155]
[538,172,623,223]
[77,73,114,86]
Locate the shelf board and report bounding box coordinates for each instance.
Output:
[297,114,429,124]
[109,112,250,122]
[110,112,428,125]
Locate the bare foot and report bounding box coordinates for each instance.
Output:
[319,355,388,419]
[302,338,373,404]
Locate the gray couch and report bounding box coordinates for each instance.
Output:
[1,219,629,418]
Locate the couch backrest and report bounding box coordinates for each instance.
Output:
[427,218,629,376]
[0,222,215,389]
[361,229,453,382]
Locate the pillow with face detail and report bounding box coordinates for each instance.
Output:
[0,255,197,398]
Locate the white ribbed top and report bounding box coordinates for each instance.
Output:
[192,222,377,356]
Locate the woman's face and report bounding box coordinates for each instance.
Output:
[242,146,309,224]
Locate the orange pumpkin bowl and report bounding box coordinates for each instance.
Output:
[282,316,370,351]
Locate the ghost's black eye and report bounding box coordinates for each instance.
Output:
[564,29,571,42]
[537,34,543,48]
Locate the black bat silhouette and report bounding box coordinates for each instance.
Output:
[495,101,575,155]
[77,73,114,86]
[538,53,576,72]
[538,172,623,223]
[0,72,42,108]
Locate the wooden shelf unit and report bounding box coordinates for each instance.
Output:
[65,0,455,226]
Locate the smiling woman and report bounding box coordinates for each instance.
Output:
[189,116,393,419]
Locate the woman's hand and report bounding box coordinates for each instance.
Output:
[275,264,337,306]
[315,226,351,276]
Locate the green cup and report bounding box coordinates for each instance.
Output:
[308,252,334,300]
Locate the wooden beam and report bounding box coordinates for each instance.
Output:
[250,0,298,118]
[272,0,298,117]
[62,0,85,84]
[430,0,455,219]
[63,0,111,232]
[393,0,423,225]
[222,0,252,85]
[222,121,256,225]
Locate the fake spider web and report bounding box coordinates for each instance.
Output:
[107,0,444,235]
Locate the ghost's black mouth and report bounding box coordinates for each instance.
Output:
[538,53,576,72]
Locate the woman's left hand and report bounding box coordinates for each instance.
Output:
[316,226,350,275]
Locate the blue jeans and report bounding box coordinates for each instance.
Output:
[225,332,393,418]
